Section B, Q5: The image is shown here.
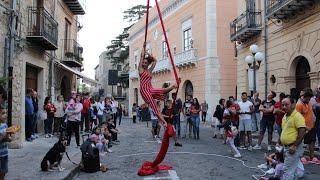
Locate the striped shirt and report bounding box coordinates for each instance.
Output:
[0,123,8,157]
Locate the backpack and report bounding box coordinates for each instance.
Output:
[80,140,100,173]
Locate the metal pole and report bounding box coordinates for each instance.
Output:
[7,0,17,127]
[253,54,257,93]
[264,0,268,100]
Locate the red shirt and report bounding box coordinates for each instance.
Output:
[82,98,91,114]
[274,101,285,125]
[44,103,56,118]
[230,104,240,122]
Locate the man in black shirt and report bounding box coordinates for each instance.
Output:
[172,93,182,138]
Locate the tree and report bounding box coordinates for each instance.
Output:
[123,5,150,23]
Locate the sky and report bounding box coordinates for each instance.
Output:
[79,0,155,79]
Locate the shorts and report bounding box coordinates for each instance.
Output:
[0,155,8,173]
[151,119,159,128]
[304,128,316,144]
[239,119,252,132]
[260,117,275,134]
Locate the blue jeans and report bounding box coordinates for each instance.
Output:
[173,115,181,137]
[44,117,53,134]
[32,112,38,134]
[192,115,200,138]
[316,120,320,144]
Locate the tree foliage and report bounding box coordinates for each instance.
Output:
[123,5,149,23]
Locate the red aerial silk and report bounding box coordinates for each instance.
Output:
[138,0,181,176]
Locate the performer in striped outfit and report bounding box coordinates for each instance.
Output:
[139,49,177,127]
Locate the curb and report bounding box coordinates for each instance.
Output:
[63,165,80,180]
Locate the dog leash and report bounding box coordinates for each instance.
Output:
[65,151,80,165]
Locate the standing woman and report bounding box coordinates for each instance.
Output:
[66,95,83,147]
[132,103,137,124]
[213,98,225,138]
[117,104,123,126]
[191,98,201,139]
[44,97,56,138]
[97,97,105,125]
[54,95,65,135]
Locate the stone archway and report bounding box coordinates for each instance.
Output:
[183,80,193,101]
[60,76,71,100]
[289,56,311,93]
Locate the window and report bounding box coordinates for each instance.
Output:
[134,50,138,70]
[162,41,168,58]
[117,65,122,71]
[183,28,192,51]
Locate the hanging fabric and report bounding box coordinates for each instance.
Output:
[138,0,181,176]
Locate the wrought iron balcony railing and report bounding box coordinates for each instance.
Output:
[230,10,262,43]
[62,39,83,67]
[63,0,86,15]
[26,7,58,50]
[153,48,198,73]
[266,0,315,20]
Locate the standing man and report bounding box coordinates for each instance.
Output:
[31,91,39,139]
[172,93,182,138]
[274,93,286,146]
[25,88,34,142]
[280,97,306,180]
[81,92,91,133]
[183,95,193,138]
[253,91,276,151]
[296,88,318,163]
[201,100,208,123]
[238,92,254,150]
[252,92,262,132]
[132,103,137,124]
[111,97,118,128]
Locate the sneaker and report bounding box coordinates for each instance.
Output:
[239,146,247,150]
[266,168,275,174]
[247,146,253,151]
[275,145,283,152]
[257,163,268,169]
[34,134,39,138]
[156,138,162,144]
[253,144,262,150]
[300,157,309,165]
[174,142,182,147]
[234,153,241,158]
[106,149,113,153]
[45,134,50,138]
[310,157,320,165]
[26,138,33,142]
[114,140,120,143]
[267,145,272,151]
[30,135,36,140]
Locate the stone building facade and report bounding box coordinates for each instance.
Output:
[231,0,320,99]
[0,0,86,147]
[128,0,237,117]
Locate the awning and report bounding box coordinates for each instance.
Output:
[55,60,100,86]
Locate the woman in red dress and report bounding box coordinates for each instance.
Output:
[139,49,177,127]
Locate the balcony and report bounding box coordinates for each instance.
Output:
[62,39,83,67]
[112,93,127,100]
[153,48,198,73]
[266,0,315,20]
[230,11,262,43]
[63,0,86,15]
[26,7,58,50]
[129,70,139,80]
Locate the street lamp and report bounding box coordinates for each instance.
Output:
[245,44,264,93]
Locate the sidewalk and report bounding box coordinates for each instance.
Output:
[7,135,82,180]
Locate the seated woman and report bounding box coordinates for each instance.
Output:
[138,47,177,128]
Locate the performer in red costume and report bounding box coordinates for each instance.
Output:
[138,47,177,128]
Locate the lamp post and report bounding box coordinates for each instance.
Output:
[245,44,264,94]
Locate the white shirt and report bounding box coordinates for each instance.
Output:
[238,100,253,120]
[54,101,65,118]
[97,102,105,115]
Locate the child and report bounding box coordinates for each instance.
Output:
[92,127,109,156]
[0,106,10,179]
[162,100,182,147]
[225,124,241,158]
[266,151,284,179]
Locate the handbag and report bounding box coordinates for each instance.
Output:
[38,109,47,120]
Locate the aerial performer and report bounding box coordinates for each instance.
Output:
[137,0,182,176]
[138,48,177,128]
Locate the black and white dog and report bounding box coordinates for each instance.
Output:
[41,135,68,171]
